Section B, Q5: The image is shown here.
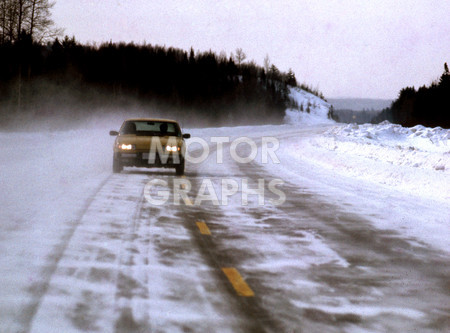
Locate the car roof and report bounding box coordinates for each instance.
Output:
[124,118,179,123]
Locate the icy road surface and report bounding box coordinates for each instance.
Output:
[0,124,449,332]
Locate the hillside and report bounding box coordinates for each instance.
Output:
[284,87,332,124]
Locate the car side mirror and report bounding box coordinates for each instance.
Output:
[109,130,119,136]
[182,133,191,139]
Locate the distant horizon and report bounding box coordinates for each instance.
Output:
[328,97,394,101]
[328,97,393,111]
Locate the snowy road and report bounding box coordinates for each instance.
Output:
[1,124,449,332]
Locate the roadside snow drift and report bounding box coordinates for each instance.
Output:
[283,88,449,203]
[309,122,449,201]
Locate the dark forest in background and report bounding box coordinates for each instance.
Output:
[373,66,450,128]
[0,33,308,127]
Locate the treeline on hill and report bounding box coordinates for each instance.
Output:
[0,34,304,127]
[373,65,450,128]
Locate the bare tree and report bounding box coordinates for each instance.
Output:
[234,47,247,66]
[0,0,19,43]
[0,0,61,44]
[17,0,26,38]
[263,54,270,73]
[26,0,62,42]
[0,0,7,43]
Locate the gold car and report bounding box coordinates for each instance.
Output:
[109,118,190,175]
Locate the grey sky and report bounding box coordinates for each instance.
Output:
[52,0,450,99]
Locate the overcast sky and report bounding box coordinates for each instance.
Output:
[52,0,450,99]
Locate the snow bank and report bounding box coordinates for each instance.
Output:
[281,86,449,202]
[328,121,450,153]
[323,122,450,173]
[281,122,449,203]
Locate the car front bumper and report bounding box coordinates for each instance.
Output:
[114,152,183,168]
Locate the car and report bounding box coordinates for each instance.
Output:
[109,118,190,175]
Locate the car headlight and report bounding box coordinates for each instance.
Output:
[165,145,181,152]
[118,143,135,150]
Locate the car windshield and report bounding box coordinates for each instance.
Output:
[120,121,181,136]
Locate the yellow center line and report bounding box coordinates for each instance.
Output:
[221,268,255,297]
[196,221,211,235]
